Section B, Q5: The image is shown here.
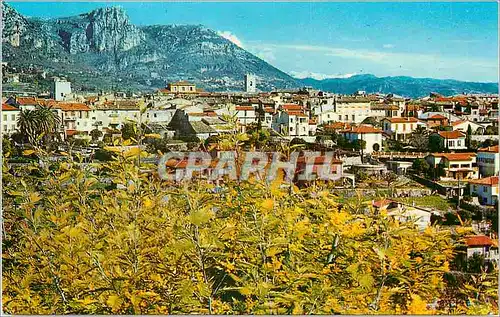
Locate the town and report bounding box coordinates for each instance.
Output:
[3,72,499,265]
[2,71,499,314]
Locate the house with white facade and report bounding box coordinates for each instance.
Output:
[433,130,467,150]
[469,176,498,206]
[464,235,499,264]
[52,102,93,138]
[234,105,257,128]
[451,120,487,135]
[426,153,478,180]
[341,125,383,153]
[477,145,499,177]
[272,104,309,137]
[333,97,372,124]
[2,103,20,135]
[382,117,419,142]
[91,102,141,131]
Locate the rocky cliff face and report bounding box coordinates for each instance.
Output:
[52,7,145,54]
[2,3,298,92]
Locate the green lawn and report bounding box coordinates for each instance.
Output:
[393,196,455,212]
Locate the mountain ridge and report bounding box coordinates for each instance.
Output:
[299,74,498,98]
[2,3,498,97]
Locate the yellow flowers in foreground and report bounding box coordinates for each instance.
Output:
[2,154,498,315]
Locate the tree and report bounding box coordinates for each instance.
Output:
[2,135,13,156]
[429,134,444,152]
[121,122,137,141]
[484,126,496,136]
[409,126,429,152]
[465,125,472,149]
[352,139,366,151]
[2,149,498,315]
[17,106,61,146]
[90,129,103,142]
[412,158,430,175]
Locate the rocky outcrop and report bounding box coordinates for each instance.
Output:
[1,3,298,91]
[52,6,145,54]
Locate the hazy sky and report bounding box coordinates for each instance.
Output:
[9,1,499,82]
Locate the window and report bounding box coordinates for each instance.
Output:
[3,125,6,131]
[482,186,488,193]
[352,115,355,120]
[11,114,15,121]
[457,140,462,146]
[3,114,7,121]
[11,124,15,130]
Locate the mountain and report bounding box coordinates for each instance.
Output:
[300,74,498,98]
[1,3,299,92]
[2,3,497,96]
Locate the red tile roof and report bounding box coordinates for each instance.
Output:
[372,199,394,208]
[343,125,383,134]
[385,117,418,123]
[2,104,18,111]
[286,111,307,117]
[281,104,303,111]
[66,130,78,136]
[478,145,499,153]
[54,103,91,111]
[428,114,448,120]
[451,120,466,126]
[465,235,495,247]
[432,152,476,161]
[16,97,38,105]
[437,130,466,139]
[468,176,499,186]
[235,106,254,111]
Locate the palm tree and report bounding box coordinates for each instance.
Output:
[17,106,61,146]
[17,109,39,145]
[409,126,429,152]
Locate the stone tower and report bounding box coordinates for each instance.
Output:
[245,74,256,93]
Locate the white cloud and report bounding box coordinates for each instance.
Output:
[383,44,395,49]
[289,71,357,80]
[217,31,243,48]
[251,43,497,72]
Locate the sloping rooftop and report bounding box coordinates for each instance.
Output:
[190,121,216,134]
[468,176,499,186]
[478,145,499,153]
[437,130,466,139]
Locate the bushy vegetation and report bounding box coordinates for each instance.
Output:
[2,148,498,314]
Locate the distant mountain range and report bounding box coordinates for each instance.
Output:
[2,3,498,97]
[299,74,498,98]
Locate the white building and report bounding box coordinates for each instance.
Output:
[52,78,72,101]
[465,235,499,264]
[477,145,499,177]
[245,74,257,93]
[2,103,20,135]
[333,97,372,124]
[235,105,257,127]
[341,125,383,153]
[382,117,420,142]
[468,176,498,205]
[434,130,467,150]
[272,104,309,137]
